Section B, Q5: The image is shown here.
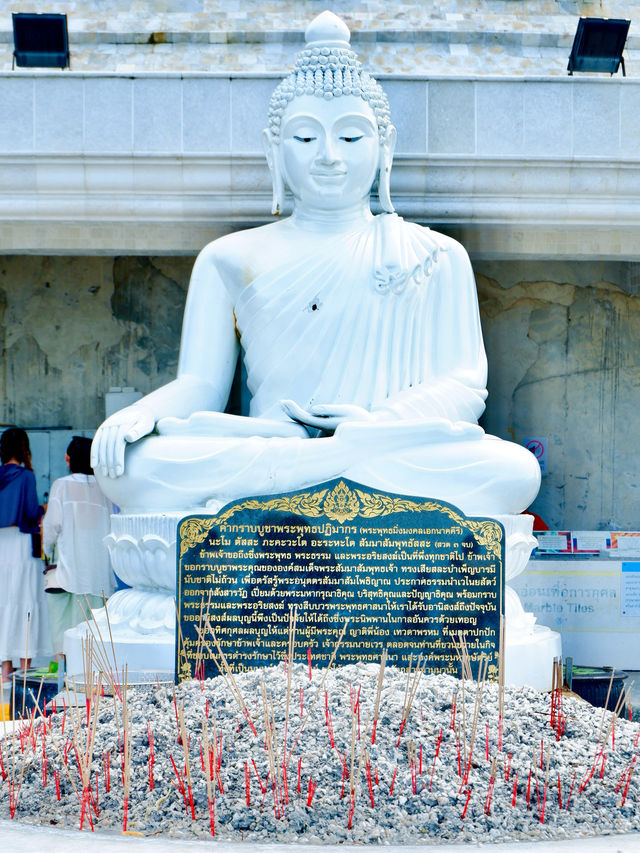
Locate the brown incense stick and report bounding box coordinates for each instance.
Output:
[350,712,371,819]
[21,612,30,717]
[194,590,213,680]
[284,605,297,753]
[174,600,190,677]
[11,678,47,808]
[122,668,133,830]
[101,592,120,681]
[599,680,634,752]
[498,615,505,726]
[201,619,255,733]
[349,696,357,798]
[404,655,426,721]
[463,654,488,782]
[372,648,387,740]
[261,681,283,814]
[201,715,215,833]
[598,668,616,739]
[286,618,349,766]
[401,654,413,721]
[177,700,195,817]
[78,599,121,698]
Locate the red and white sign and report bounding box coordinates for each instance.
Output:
[523,436,547,474]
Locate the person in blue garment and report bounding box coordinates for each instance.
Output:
[0,427,50,683]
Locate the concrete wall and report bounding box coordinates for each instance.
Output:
[0,255,192,429]
[2,254,637,529]
[476,260,640,530]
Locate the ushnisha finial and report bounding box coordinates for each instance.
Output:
[305,10,351,49]
[267,11,391,143]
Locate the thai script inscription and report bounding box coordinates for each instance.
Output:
[176,479,504,682]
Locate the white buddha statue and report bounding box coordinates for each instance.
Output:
[73,11,560,689]
[92,11,540,518]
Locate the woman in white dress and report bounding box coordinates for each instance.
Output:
[42,437,116,660]
[0,428,49,683]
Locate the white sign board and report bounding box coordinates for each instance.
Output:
[511,558,640,669]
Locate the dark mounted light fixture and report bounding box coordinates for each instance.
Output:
[12,13,70,70]
[568,17,630,76]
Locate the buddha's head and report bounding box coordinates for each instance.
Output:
[263,11,397,215]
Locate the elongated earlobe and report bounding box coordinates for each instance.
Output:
[378,125,397,214]
[262,128,285,216]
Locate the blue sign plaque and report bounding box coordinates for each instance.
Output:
[176,479,504,682]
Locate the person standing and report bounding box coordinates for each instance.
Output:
[0,427,50,683]
[42,436,116,661]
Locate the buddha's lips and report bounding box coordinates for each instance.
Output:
[310,170,347,178]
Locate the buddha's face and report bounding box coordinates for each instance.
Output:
[278,95,380,211]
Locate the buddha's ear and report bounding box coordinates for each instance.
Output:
[262,128,285,216]
[378,124,397,214]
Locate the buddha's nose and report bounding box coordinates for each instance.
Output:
[318,133,340,165]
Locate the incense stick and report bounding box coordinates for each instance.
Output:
[200,619,256,734]
[21,612,30,718]
[371,648,387,744]
[285,618,349,766]
[283,605,297,754]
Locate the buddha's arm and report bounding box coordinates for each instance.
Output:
[371,373,487,423]
[92,244,239,478]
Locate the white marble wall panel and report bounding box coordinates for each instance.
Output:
[230,77,274,154]
[0,74,638,257]
[523,81,571,156]
[572,83,620,157]
[84,77,133,153]
[0,78,34,152]
[428,81,475,154]
[133,77,183,153]
[182,77,231,153]
[34,77,84,153]
[620,85,640,159]
[384,80,427,154]
[476,81,524,156]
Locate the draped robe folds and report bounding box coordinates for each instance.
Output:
[113,215,540,514]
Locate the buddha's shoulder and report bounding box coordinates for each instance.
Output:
[192,221,289,292]
[397,217,468,256]
[196,220,288,266]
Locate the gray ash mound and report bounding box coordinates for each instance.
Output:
[1,663,639,843]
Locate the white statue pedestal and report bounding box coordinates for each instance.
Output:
[66,508,559,691]
[497,514,561,691]
[64,512,181,681]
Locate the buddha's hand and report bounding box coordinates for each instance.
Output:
[280,400,379,432]
[91,405,155,479]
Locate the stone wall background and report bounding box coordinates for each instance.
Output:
[1,254,637,529]
[0,255,192,429]
[476,260,640,530]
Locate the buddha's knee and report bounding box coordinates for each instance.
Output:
[494,439,541,510]
[510,441,541,487]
